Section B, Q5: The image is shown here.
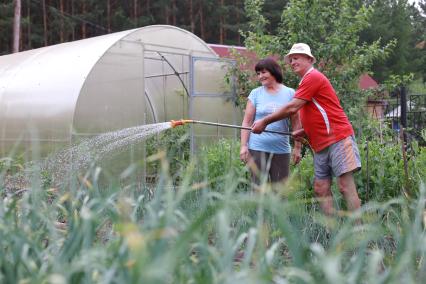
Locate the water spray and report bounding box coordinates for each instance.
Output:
[170,119,292,136]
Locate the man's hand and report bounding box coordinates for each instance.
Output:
[292,128,306,142]
[251,119,267,134]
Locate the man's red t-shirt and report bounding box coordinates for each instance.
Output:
[294,68,354,152]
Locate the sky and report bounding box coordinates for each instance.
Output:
[408,0,422,8]
[408,0,425,16]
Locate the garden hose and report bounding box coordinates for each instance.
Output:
[170,119,292,136]
[170,119,315,154]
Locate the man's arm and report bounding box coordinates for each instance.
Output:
[290,111,302,132]
[251,98,307,133]
[290,111,303,165]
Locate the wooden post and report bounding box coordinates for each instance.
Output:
[366,140,369,201]
[27,0,31,49]
[42,0,48,46]
[400,85,407,142]
[400,127,410,197]
[59,0,64,42]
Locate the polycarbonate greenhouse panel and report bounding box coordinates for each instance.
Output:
[192,59,233,96]
[73,39,145,135]
[125,26,214,57]
[0,29,134,144]
[191,96,238,136]
[143,51,190,123]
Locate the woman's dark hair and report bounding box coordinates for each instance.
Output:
[254,58,283,83]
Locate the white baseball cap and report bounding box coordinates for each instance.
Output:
[284,43,316,64]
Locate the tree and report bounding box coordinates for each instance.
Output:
[408,0,426,81]
[359,0,424,82]
[13,0,21,53]
[198,0,205,39]
[239,0,395,121]
[42,0,47,45]
[0,1,14,54]
[25,0,31,49]
[189,0,194,33]
[59,0,64,42]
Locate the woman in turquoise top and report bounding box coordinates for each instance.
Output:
[240,58,302,184]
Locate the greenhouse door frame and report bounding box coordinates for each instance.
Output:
[189,56,238,153]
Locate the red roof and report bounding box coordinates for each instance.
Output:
[208,44,259,72]
[358,73,379,90]
[208,44,256,59]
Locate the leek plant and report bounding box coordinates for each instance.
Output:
[0,139,425,283]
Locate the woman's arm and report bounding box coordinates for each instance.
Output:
[240,100,255,163]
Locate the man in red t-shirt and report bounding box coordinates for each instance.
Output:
[252,43,361,216]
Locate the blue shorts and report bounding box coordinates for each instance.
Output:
[313,136,361,179]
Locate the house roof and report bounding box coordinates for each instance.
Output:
[358,73,379,90]
[207,44,256,59]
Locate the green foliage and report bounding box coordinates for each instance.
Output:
[277,0,395,108]
[0,1,14,54]
[409,78,426,94]
[408,140,426,187]
[244,0,268,34]
[1,140,426,283]
[1,0,424,86]
[235,0,396,118]
[384,73,415,91]
[197,139,249,188]
[357,139,405,202]
[241,0,281,58]
[145,125,191,180]
[359,0,425,81]
[1,0,263,54]
[225,49,259,108]
[282,136,426,204]
[194,137,426,205]
[193,137,426,213]
[288,149,315,201]
[0,156,24,175]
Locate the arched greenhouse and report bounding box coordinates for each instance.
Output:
[0,25,241,160]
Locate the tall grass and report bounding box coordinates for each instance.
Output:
[1,138,425,283]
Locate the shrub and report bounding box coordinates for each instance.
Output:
[196,139,249,189]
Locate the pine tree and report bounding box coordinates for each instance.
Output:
[0,1,15,54]
[13,0,21,52]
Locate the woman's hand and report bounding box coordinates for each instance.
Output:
[240,145,250,163]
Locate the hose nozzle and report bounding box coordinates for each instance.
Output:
[170,119,193,128]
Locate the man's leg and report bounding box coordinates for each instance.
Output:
[330,136,362,212]
[337,172,361,211]
[313,178,334,215]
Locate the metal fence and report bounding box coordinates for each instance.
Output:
[383,87,426,140]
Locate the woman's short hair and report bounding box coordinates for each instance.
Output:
[254,58,283,83]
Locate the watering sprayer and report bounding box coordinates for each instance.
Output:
[170,119,292,136]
